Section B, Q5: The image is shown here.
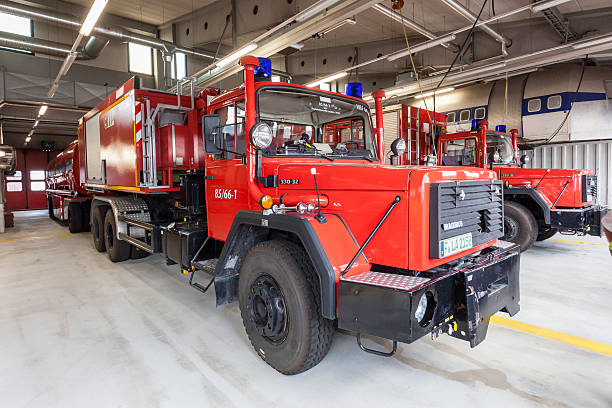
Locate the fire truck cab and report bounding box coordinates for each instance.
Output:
[79,56,521,375]
[437,121,608,251]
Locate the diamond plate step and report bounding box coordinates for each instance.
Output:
[342,271,430,291]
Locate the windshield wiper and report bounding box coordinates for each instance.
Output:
[318,154,334,161]
[359,155,374,162]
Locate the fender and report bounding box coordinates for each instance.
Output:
[504,187,551,224]
[214,211,338,319]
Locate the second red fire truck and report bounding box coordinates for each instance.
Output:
[61,57,520,374]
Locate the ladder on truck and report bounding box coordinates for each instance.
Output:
[404,106,420,166]
[140,78,196,188]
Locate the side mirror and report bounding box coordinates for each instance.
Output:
[202,114,222,154]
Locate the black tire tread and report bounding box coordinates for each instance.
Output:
[91,206,106,252]
[68,202,83,233]
[241,240,334,375]
[504,201,537,252]
[104,210,130,262]
[536,228,557,241]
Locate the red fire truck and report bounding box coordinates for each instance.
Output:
[76,56,520,374]
[434,120,607,251]
[46,140,92,233]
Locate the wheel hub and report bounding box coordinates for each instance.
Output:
[503,216,519,242]
[248,275,287,343]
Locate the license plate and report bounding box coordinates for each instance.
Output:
[440,233,473,257]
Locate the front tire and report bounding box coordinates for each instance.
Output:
[238,240,334,375]
[502,201,537,252]
[104,210,130,262]
[48,197,56,220]
[536,227,557,241]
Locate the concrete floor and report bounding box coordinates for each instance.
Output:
[1,210,611,407]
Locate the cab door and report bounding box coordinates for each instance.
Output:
[205,102,250,241]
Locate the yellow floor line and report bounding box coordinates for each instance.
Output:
[0,232,75,243]
[547,238,607,247]
[491,315,612,357]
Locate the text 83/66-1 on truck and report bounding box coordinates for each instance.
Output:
[74,56,520,374]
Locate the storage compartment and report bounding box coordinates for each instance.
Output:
[161,222,208,267]
[159,124,191,170]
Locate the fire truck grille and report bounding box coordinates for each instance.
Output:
[429,180,504,259]
[582,175,598,202]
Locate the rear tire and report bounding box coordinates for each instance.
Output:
[68,202,83,233]
[502,201,537,252]
[48,198,56,220]
[91,206,107,252]
[238,240,334,375]
[104,210,130,262]
[536,227,557,241]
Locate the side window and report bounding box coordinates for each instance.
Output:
[474,107,486,120]
[441,139,476,166]
[547,95,562,110]
[527,98,541,113]
[446,112,456,123]
[459,110,470,121]
[215,103,247,159]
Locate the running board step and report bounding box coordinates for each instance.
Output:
[341,271,430,291]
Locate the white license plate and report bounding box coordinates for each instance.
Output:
[440,233,473,257]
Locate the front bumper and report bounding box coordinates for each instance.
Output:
[550,205,608,237]
[338,241,520,347]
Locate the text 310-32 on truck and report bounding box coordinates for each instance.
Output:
[436,121,608,251]
[74,56,520,374]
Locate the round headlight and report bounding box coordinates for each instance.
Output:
[415,291,436,327]
[390,138,406,156]
[250,123,273,150]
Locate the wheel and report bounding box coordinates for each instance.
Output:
[68,202,83,233]
[48,197,56,220]
[536,227,557,241]
[502,201,538,252]
[91,206,107,252]
[81,203,91,232]
[238,240,334,375]
[130,246,149,259]
[104,210,130,262]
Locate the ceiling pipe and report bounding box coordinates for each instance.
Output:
[440,0,511,46]
[372,4,457,51]
[0,0,214,59]
[0,31,108,59]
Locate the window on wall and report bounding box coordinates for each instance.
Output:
[128,43,153,75]
[30,181,46,191]
[0,11,33,53]
[171,52,187,80]
[527,98,541,113]
[6,182,22,192]
[446,112,456,123]
[547,95,562,110]
[474,107,486,120]
[459,110,470,121]
[30,170,45,180]
[7,171,22,181]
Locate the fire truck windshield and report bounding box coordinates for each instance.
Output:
[257,87,377,161]
[486,132,515,165]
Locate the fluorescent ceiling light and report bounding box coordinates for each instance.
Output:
[80,0,108,36]
[414,87,455,99]
[33,120,40,128]
[28,130,34,136]
[25,136,31,143]
[572,35,612,50]
[215,43,258,67]
[453,62,507,78]
[295,0,341,22]
[388,34,456,61]
[531,0,572,12]
[290,43,304,50]
[321,18,356,35]
[47,82,59,98]
[38,105,48,116]
[363,95,373,101]
[305,72,347,88]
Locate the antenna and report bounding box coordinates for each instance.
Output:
[310,168,326,224]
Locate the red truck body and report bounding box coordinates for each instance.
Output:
[70,58,520,374]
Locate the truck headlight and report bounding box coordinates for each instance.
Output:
[250,123,273,149]
[415,291,436,327]
[390,138,406,156]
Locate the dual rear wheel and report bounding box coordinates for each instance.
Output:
[91,205,148,262]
